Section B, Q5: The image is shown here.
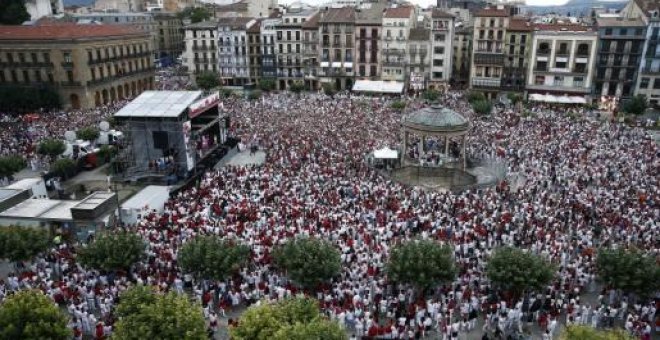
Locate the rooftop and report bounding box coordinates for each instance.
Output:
[247,19,262,33]
[72,191,116,211]
[475,7,509,17]
[431,9,454,19]
[508,18,533,31]
[384,6,414,19]
[355,2,386,25]
[217,16,255,29]
[0,23,146,41]
[408,28,430,41]
[302,12,321,28]
[184,20,218,29]
[534,23,593,32]
[596,17,646,27]
[114,91,203,118]
[319,7,356,23]
[0,199,73,221]
[403,105,469,133]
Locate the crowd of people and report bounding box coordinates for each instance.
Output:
[0,91,657,340]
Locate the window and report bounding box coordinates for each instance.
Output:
[620,28,627,36]
[510,35,516,43]
[11,70,17,83]
[555,61,567,68]
[641,77,650,88]
[91,68,96,80]
[433,59,444,66]
[535,75,545,85]
[66,70,74,83]
[574,76,584,87]
[43,52,50,63]
[63,52,72,63]
[287,31,291,40]
[605,28,612,35]
[22,70,29,82]
[521,35,526,43]
[653,78,660,89]
[554,75,564,86]
[536,61,547,71]
[18,53,25,63]
[370,65,377,76]
[30,53,37,63]
[434,34,445,41]
[359,65,365,76]
[433,71,443,78]
[434,46,445,54]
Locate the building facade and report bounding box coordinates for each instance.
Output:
[429,9,454,90]
[183,21,218,76]
[260,17,281,82]
[276,7,318,89]
[153,12,185,65]
[381,6,414,83]
[302,13,320,90]
[622,0,660,105]
[452,25,472,88]
[470,6,509,97]
[526,25,598,102]
[595,17,646,101]
[408,28,431,92]
[319,7,356,90]
[354,3,385,82]
[218,17,257,86]
[502,17,532,92]
[0,24,154,109]
[247,20,262,84]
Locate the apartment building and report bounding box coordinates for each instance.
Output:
[470,6,509,97]
[354,2,385,81]
[183,21,218,76]
[526,24,598,103]
[319,7,356,90]
[260,16,281,81]
[408,28,431,91]
[429,9,454,90]
[595,17,646,100]
[622,0,660,105]
[276,6,318,89]
[381,6,415,83]
[247,20,262,84]
[502,17,532,92]
[218,17,257,86]
[302,13,321,90]
[452,25,472,88]
[0,24,154,108]
[152,12,185,65]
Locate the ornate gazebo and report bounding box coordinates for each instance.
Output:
[401,104,470,169]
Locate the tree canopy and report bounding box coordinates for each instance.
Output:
[113,286,207,340]
[0,86,60,112]
[231,297,345,340]
[386,240,456,294]
[390,101,406,111]
[37,139,66,159]
[50,158,77,178]
[0,0,30,25]
[178,7,211,23]
[289,81,306,93]
[596,247,660,298]
[0,226,51,262]
[322,83,336,96]
[178,235,250,281]
[560,325,636,340]
[423,89,440,102]
[467,91,486,104]
[273,237,341,291]
[486,247,556,296]
[0,290,70,340]
[472,100,492,115]
[77,231,145,272]
[621,95,647,115]
[0,156,26,178]
[259,79,276,91]
[195,71,220,90]
[76,127,100,143]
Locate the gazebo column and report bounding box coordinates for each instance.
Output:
[445,136,449,156]
[462,135,467,170]
[418,133,424,156]
[402,130,409,162]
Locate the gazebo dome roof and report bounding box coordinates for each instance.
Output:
[402,104,469,133]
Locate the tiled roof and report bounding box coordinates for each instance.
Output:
[0,23,146,41]
[217,16,254,29]
[475,8,509,17]
[185,20,218,29]
[508,17,533,31]
[247,19,261,33]
[431,9,454,19]
[319,7,356,23]
[408,28,430,41]
[356,2,386,24]
[596,17,646,27]
[384,6,414,19]
[302,12,321,29]
[534,23,592,32]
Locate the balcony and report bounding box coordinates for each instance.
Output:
[640,67,660,74]
[383,48,406,55]
[61,62,74,68]
[556,49,569,56]
[471,77,501,88]
[61,81,82,87]
[382,59,405,67]
[473,53,505,65]
[537,49,551,56]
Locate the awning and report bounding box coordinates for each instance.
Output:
[352,80,405,94]
[331,62,342,68]
[320,62,329,67]
[374,147,398,159]
[529,93,586,104]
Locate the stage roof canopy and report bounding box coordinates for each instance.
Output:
[352,80,404,94]
[529,93,586,104]
[374,147,399,159]
[114,91,203,118]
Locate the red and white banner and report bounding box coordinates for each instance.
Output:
[189,93,220,118]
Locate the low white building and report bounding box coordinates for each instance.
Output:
[526,24,598,104]
[218,17,257,86]
[183,21,218,78]
[429,9,454,90]
[381,6,415,83]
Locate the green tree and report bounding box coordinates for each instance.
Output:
[195,71,220,90]
[289,81,306,93]
[76,127,100,143]
[37,139,66,160]
[259,79,276,91]
[467,91,486,104]
[596,248,660,298]
[0,0,30,25]
[486,247,556,297]
[178,6,211,23]
[0,290,70,340]
[231,297,345,340]
[273,238,341,291]
[386,240,456,296]
[50,158,77,178]
[178,235,250,281]
[113,286,206,340]
[322,83,336,96]
[560,325,636,340]
[0,86,60,112]
[77,231,145,272]
[0,156,26,179]
[423,89,440,102]
[97,145,116,163]
[506,92,523,104]
[621,95,647,115]
[390,101,406,111]
[472,100,492,115]
[248,89,263,100]
[0,226,51,262]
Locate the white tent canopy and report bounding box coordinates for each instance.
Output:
[352,80,404,94]
[373,147,399,159]
[529,93,587,104]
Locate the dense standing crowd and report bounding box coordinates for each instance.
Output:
[0,92,657,339]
